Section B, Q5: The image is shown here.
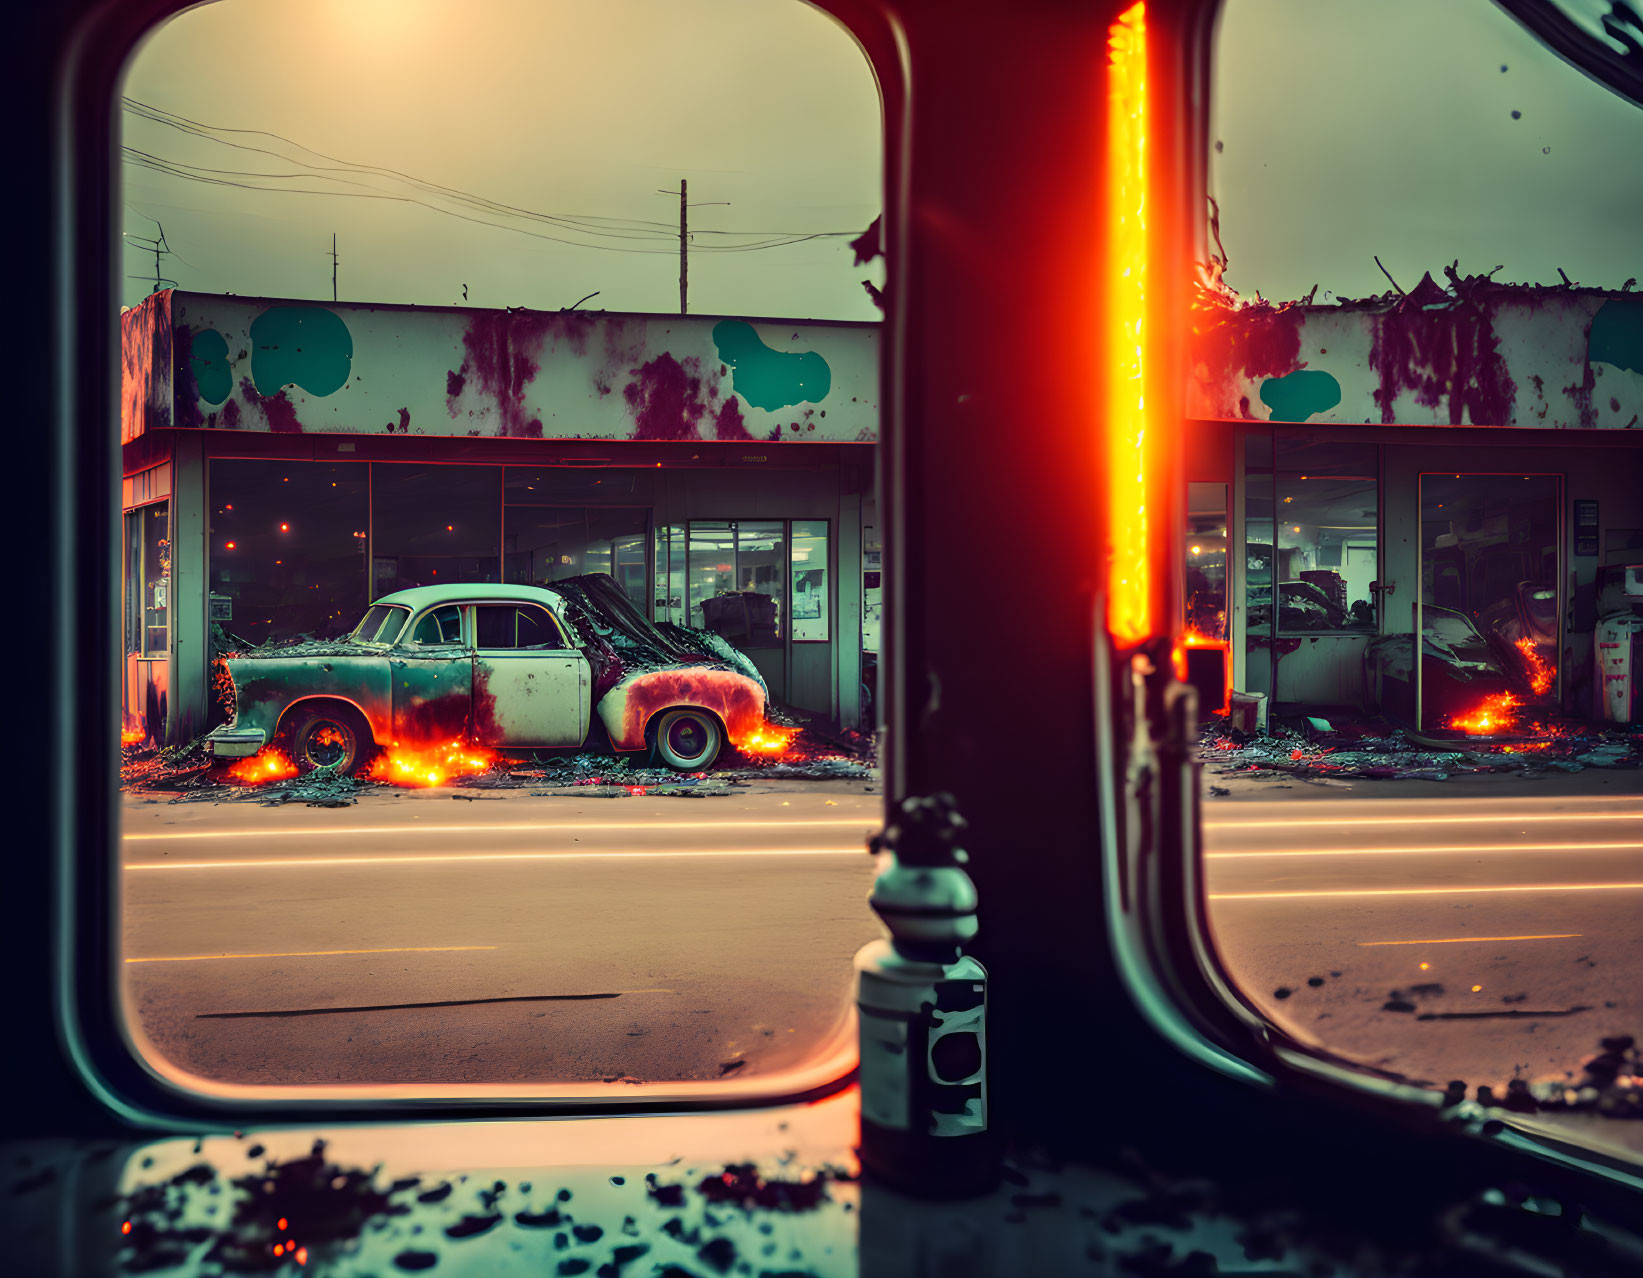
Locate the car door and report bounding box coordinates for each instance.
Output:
[390,602,475,743]
[471,602,591,747]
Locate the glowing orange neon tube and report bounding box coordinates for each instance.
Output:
[1105,2,1150,645]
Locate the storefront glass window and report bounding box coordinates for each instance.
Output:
[688,520,785,648]
[1185,483,1227,640]
[503,507,650,612]
[210,463,369,647]
[655,523,687,626]
[372,463,500,599]
[1274,441,1377,633]
[791,520,829,642]
[140,503,170,657]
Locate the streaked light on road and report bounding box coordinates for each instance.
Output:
[126,946,500,963]
[1211,883,1643,901]
[122,819,877,842]
[1206,842,1643,859]
[1205,811,1641,831]
[1356,934,1582,947]
[126,846,867,871]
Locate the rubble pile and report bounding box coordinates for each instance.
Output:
[1200,716,1640,784]
[1529,1035,1643,1120]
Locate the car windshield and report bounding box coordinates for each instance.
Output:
[349,604,409,645]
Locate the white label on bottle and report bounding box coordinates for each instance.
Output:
[858,1010,911,1131]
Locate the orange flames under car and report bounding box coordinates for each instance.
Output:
[732,722,800,757]
[1448,692,1519,736]
[226,748,298,784]
[1516,637,1555,697]
[367,739,498,788]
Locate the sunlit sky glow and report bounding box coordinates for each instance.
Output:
[120,0,1643,317]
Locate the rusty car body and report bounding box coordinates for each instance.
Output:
[203,573,771,772]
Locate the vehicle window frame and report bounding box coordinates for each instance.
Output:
[63,0,898,1127]
[49,0,1643,1217]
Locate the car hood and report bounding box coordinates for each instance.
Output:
[548,573,769,701]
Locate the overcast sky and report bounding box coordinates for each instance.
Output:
[1212,0,1643,300]
[120,0,1642,318]
[119,0,883,318]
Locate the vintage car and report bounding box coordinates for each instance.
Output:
[203,573,773,773]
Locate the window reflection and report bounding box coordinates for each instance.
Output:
[210,462,367,645]
[372,464,500,598]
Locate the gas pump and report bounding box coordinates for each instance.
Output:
[1594,564,1643,723]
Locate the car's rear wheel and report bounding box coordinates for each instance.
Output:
[281,703,372,775]
[651,708,723,771]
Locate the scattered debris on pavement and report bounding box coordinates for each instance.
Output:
[1198,713,1640,784]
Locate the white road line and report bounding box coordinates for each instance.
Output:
[1204,812,1641,831]
[1206,841,1643,859]
[126,946,499,963]
[1210,882,1643,901]
[122,819,877,842]
[125,846,867,871]
[1355,934,1581,947]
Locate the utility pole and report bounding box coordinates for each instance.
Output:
[331,233,338,302]
[124,221,177,295]
[658,181,728,316]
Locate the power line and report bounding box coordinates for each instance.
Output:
[122,97,866,247]
[121,145,844,256]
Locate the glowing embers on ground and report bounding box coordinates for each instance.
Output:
[366,739,497,787]
[121,728,146,747]
[226,748,299,784]
[1448,692,1520,736]
[1104,0,1151,647]
[732,721,801,758]
[1516,637,1555,697]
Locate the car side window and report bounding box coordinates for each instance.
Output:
[516,605,566,650]
[475,604,566,650]
[410,604,465,647]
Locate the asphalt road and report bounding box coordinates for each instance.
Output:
[1204,785,1643,1112]
[122,785,882,1093]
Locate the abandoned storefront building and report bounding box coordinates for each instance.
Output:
[1179,276,1643,735]
[120,291,882,745]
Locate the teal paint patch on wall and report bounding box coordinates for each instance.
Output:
[1588,298,1643,375]
[712,320,831,410]
[250,306,353,398]
[1259,368,1342,422]
[191,329,232,404]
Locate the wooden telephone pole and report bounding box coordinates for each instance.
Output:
[331,233,338,302]
[658,181,728,315]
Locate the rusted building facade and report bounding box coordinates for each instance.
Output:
[120,291,880,744]
[1181,278,1643,731]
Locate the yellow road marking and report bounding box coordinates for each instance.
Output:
[122,819,877,842]
[124,846,866,871]
[1211,882,1643,901]
[1206,841,1643,858]
[125,946,499,964]
[1355,934,1581,947]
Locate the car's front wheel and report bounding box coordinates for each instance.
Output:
[651,708,723,771]
[281,703,372,775]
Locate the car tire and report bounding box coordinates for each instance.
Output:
[281,703,372,775]
[651,708,723,771]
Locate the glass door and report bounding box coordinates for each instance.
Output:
[1416,474,1561,734]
